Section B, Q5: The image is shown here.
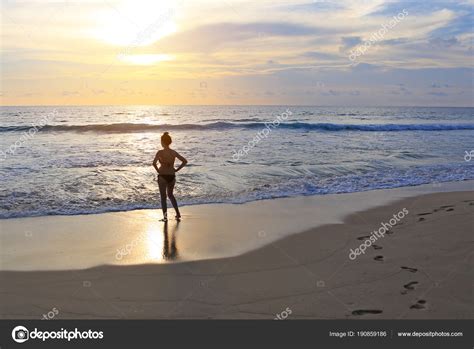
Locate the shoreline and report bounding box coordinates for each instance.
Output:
[0,180,473,271]
[3,180,473,222]
[0,189,472,319]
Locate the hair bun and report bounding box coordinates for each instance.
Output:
[161,131,172,145]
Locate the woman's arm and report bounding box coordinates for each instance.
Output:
[152,151,160,174]
[174,151,188,172]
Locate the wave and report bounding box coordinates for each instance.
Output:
[1,164,473,219]
[1,122,474,133]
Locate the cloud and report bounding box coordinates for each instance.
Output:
[369,0,465,16]
[350,63,381,72]
[430,83,451,88]
[62,90,80,96]
[303,51,341,60]
[378,38,409,46]
[428,91,448,96]
[429,36,459,48]
[389,83,412,95]
[319,89,361,97]
[154,22,325,52]
[284,1,346,13]
[340,36,363,52]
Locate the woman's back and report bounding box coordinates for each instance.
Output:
[158,148,176,175]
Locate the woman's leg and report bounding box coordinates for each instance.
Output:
[166,179,181,218]
[158,176,168,220]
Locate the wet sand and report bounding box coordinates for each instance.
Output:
[0,181,472,271]
[0,187,472,319]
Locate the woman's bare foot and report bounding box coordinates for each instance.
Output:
[160,212,168,222]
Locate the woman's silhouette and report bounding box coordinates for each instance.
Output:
[152,132,188,221]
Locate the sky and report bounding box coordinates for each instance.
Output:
[1,0,473,106]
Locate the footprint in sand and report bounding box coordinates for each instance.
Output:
[352,309,383,316]
[374,255,384,262]
[417,212,433,222]
[401,281,418,295]
[372,244,382,250]
[410,299,427,310]
[386,230,394,235]
[440,205,454,209]
[446,208,454,212]
[401,266,418,273]
[357,235,371,241]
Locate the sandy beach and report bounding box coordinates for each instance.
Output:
[0,184,472,319]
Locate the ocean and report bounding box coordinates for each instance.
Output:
[1,105,473,219]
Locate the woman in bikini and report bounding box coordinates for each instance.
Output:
[152,132,188,221]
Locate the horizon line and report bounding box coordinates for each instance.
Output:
[1,104,474,108]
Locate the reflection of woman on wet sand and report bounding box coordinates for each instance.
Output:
[152,132,188,221]
[162,221,179,260]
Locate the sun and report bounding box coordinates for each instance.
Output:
[93,0,178,47]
